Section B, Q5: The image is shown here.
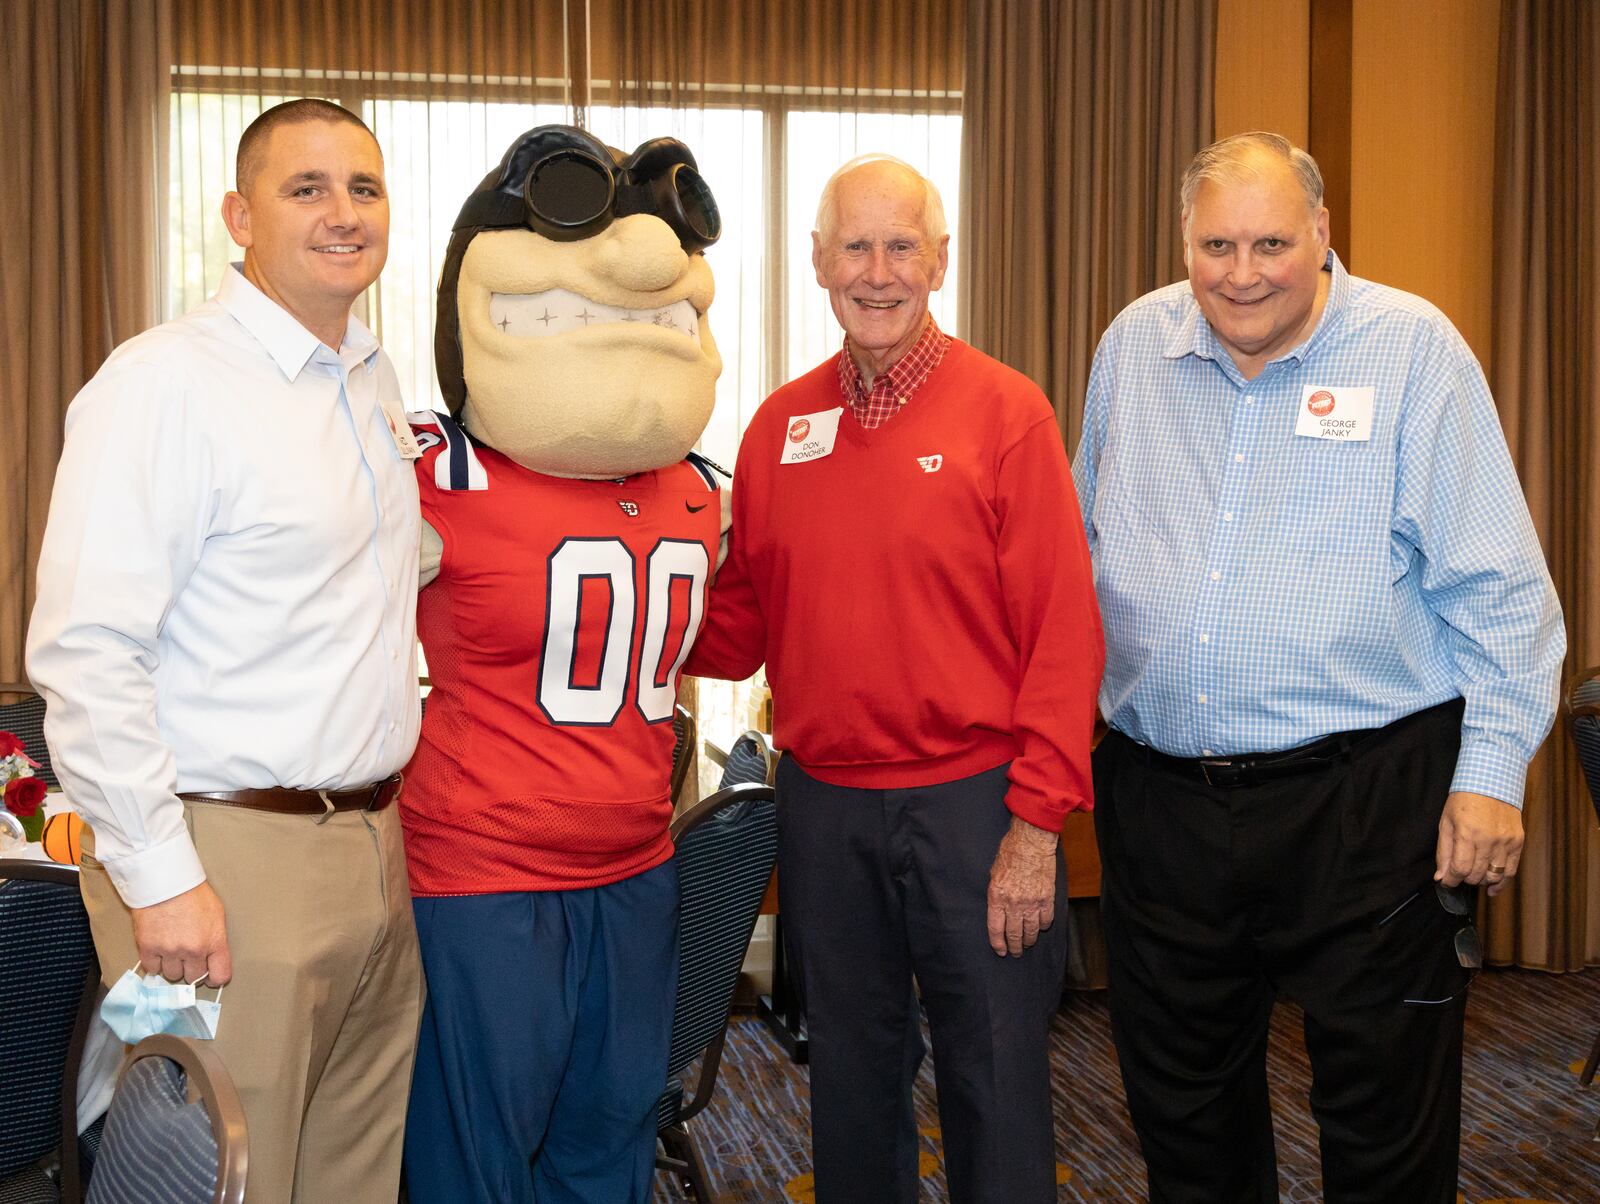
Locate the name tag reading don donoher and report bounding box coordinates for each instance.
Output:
[1294,385,1374,442]
[779,407,844,465]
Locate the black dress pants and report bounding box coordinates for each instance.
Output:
[776,758,1069,1204]
[1095,700,1471,1204]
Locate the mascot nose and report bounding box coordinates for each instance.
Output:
[593,214,690,292]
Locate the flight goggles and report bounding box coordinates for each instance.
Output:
[452,125,721,253]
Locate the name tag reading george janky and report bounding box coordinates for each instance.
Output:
[1293,385,1375,442]
[780,407,844,464]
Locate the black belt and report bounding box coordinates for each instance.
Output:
[1125,700,1461,789]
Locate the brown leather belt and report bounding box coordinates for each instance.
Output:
[179,773,402,816]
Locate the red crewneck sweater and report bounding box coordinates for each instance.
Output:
[686,339,1104,831]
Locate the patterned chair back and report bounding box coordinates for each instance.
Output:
[0,687,58,789]
[86,1034,247,1204]
[1567,670,1600,825]
[718,730,775,791]
[655,782,779,1132]
[0,861,96,1180]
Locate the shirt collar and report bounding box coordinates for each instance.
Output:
[216,263,380,381]
[837,314,948,403]
[1163,248,1347,369]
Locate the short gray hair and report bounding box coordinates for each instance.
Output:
[1180,132,1324,227]
[814,154,948,247]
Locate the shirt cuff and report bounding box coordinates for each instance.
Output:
[1449,737,1532,810]
[97,831,208,909]
[1003,785,1078,835]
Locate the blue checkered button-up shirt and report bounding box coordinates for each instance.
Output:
[1073,251,1565,807]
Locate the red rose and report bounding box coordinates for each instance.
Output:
[0,732,25,759]
[5,775,46,818]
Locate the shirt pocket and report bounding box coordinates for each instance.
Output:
[1271,435,1391,558]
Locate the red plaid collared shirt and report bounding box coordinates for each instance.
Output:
[836,317,952,430]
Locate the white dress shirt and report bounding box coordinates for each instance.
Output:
[27,265,421,908]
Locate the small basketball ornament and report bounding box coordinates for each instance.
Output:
[41,810,84,864]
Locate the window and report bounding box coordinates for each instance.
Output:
[166,77,961,754]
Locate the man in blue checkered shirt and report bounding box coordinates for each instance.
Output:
[1072,132,1565,1203]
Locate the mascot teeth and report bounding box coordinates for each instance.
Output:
[489,289,699,339]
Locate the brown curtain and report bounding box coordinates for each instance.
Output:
[592,0,963,105]
[959,0,1214,447]
[173,0,567,80]
[1486,0,1600,970]
[0,0,169,690]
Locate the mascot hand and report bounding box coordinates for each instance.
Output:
[420,519,444,588]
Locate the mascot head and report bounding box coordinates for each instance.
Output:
[436,126,723,478]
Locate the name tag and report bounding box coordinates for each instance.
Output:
[1294,386,1374,442]
[384,407,424,460]
[779,407,843,465]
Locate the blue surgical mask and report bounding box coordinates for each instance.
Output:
[100,964,223,1044]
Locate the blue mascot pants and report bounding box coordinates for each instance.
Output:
[402,858,679,1204]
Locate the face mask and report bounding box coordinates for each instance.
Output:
[100,964,223,1044]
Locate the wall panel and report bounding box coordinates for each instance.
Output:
[1214,0,1311,145]
[1350,0,1500,366]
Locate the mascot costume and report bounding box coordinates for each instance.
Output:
[398,126,724,1203]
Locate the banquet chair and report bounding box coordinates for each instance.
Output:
[670,705,698,805]
[720,732,809,1063]
[654,780,779,1202]
[0,683,58,789]
[0,861,99,1204]
[1565,667,1600,1106]
[717,729,773,793]
[85,1034,246,1204]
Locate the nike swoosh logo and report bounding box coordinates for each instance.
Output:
[685,502,708,513]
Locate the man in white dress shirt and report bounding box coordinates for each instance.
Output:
[27,99,423,1204]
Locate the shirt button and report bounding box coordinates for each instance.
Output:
[1235,453,1245,463]
[1245,395,1255,404]
[1199,633,1210,643]
[1202,748,1215,757]
[1198,693,1209,704]
[389,721,397,732]
[1210,570,1221,582]
[1223,511,1234,522]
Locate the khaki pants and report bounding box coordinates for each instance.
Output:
[81,801,424,1204]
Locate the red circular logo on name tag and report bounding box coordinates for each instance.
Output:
[1307,390,1336,417]
[788,419,811,443]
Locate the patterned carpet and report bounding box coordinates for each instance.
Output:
[655,967,1600,1203]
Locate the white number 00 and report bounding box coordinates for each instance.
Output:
[537,537,709,726]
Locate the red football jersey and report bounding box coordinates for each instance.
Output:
[402,427,720,895]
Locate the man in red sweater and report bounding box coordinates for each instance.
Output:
[687,156,1103,1204]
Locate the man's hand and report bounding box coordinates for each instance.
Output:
[986,815,1059,956]
[131,881,232,985]
[1435,791,1524,897]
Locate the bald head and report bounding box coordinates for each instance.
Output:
[814,155,947,248]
